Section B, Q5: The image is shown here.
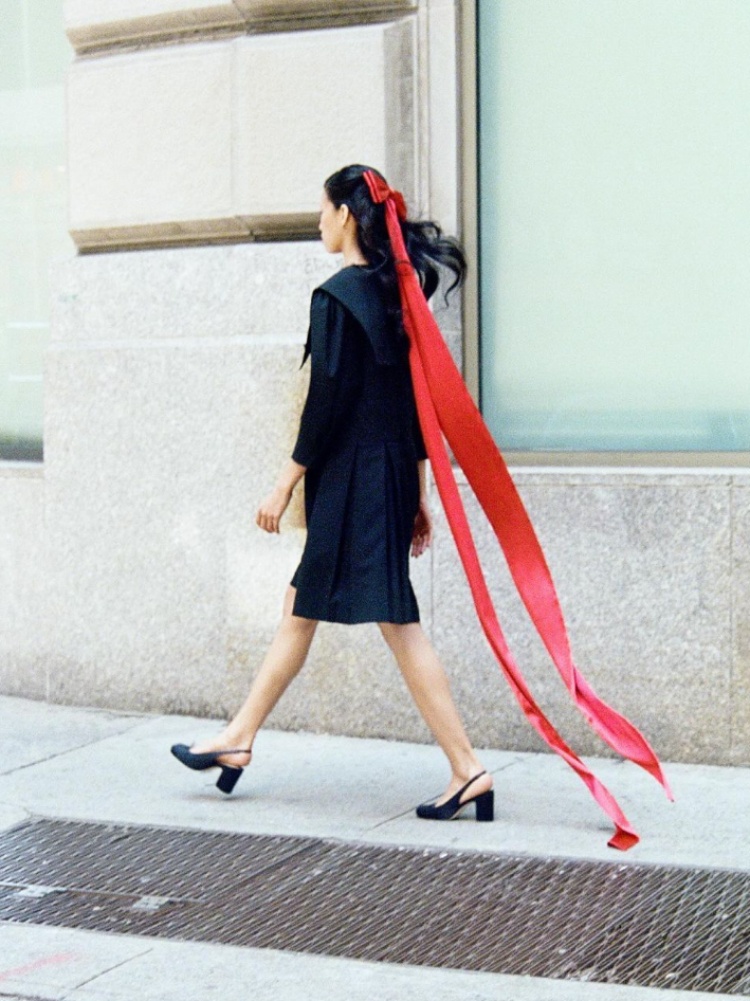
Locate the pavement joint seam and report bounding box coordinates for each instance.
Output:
[368,807,415,829]
[368,761,524,829]
[0,719,154,778]
[0,992,51,1001]
[496,754,533,769]
[64,945,155,995]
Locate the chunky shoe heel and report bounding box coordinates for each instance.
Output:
[216,765,243,795]
[475,789,494,822]
[416,771,494,822]
[170,743,252,795]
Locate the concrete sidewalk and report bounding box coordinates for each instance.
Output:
[0,694,747,1000]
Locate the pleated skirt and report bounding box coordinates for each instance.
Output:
[290,440,421,624]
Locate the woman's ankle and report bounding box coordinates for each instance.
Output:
[450,753,487,784]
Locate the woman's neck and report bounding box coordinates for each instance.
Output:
[341,234,368,267]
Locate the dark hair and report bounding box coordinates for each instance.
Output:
[323,164,467,332]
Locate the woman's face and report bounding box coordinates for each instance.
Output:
[318,190,347,254]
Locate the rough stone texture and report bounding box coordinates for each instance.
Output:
[732,484,750,764]
[43,340,298,714]
[41,243,333,715]
[0,467,46,700]
[51,242,337,344]
[431,285,463,373]
[68,20,418,250]
[433,471,734,765]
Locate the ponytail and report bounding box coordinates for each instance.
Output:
[323,164,467,331]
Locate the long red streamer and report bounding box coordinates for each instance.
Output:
[363,170,673,849]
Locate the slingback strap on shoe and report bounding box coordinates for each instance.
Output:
[170,743,252,795]
[416,771,494,822]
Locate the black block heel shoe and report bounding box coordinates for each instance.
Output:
[170,744,252,795]
[416,771,494,822]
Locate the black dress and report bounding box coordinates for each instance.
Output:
[290,265,427,624]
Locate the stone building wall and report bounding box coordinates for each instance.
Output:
[0,0,748,767]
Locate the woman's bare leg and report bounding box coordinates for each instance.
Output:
[192,586,317,766]
[379,621,492,804]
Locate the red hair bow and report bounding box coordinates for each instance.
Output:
[363,170,407,222]
[361,168,672,849]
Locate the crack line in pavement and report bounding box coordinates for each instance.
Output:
[0,719,155,778]
[368,761,524,830]
[65,946,155,993]
[0,992,52,1000]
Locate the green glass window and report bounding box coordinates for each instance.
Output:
[478,0,750,451]
[0,0,71,461]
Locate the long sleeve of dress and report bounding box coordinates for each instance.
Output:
[412,408,428,461]
[292,290,365,469]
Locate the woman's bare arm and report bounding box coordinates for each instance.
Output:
[256,458,307,534]
[412,459,432,557]
[417,459,427,499]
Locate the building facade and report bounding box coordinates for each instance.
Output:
[1,0,748,766]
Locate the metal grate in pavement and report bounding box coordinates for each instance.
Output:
[1,818,749,994]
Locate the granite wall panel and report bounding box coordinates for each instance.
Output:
[41,243,329,713]
[731,481,750,764]
[432,471,734,764]
[0,470,47,700]
[51,242,337,344]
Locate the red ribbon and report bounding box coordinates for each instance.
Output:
[363,170,673,850]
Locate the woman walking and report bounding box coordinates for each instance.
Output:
[171,164,494,822]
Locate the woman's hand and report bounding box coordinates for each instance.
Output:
[256,459,306,534]
[256,485,292,534]
[411,497,433,557]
